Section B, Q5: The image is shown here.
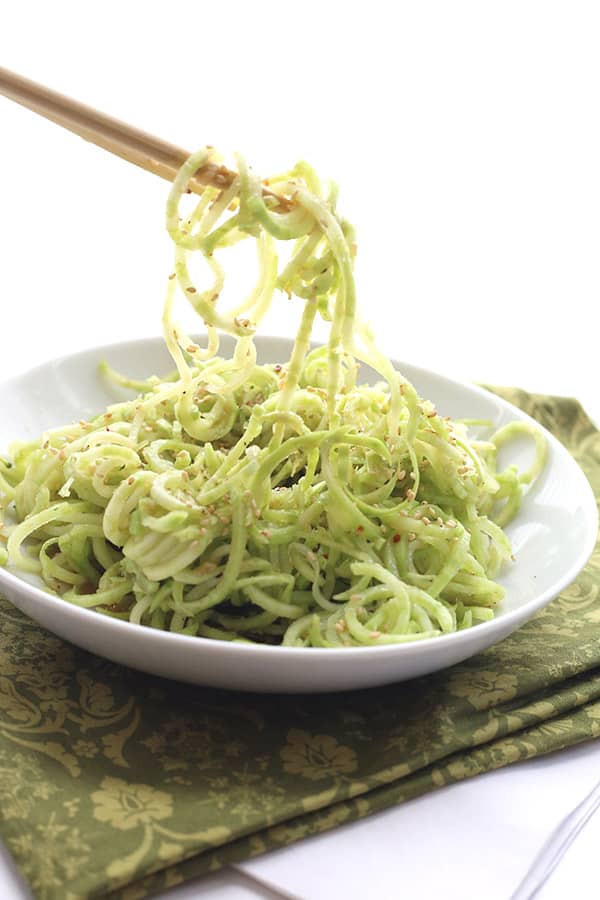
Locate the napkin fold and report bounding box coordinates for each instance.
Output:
[0,388,598,900]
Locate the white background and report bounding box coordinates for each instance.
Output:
[1,2,599,899]
[1,2,599,417]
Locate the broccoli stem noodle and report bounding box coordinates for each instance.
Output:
[0,148,547,647]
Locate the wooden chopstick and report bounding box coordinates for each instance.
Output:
[0,66,290,209]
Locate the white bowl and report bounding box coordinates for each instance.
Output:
[0,337,596,693]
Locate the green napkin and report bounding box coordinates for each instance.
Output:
[0,388,598,900]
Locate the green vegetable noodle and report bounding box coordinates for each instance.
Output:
[0,149,547,647]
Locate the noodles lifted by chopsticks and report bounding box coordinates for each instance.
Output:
[0,148,547,646]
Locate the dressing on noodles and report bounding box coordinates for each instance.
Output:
[0,149,546,647]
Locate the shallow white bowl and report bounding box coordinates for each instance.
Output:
[0,337,597,692]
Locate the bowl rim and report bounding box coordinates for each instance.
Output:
[0,334,597,662]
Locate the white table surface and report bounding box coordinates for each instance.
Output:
[1,3,599,897]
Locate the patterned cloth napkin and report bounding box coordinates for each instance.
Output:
[0,388,598,900]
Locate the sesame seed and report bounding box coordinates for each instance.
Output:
[408,532,417,542]
[127,476,135,485]
[370,631,381,639]
[168,272,176,280]
[186,286,197,294]
[406,489,416,501]
[437,517,444,527]
[422,517,431,526]
[428,506,436,517]
[447,519,457,528]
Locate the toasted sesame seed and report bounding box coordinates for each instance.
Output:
[186,286,197,293]
[127,476,135,485]
[447,519,457,528]
[168,272,176,280]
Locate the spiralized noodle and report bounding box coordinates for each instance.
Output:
[0,149,547,647]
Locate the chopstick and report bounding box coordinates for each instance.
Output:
[0,65,291,209]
